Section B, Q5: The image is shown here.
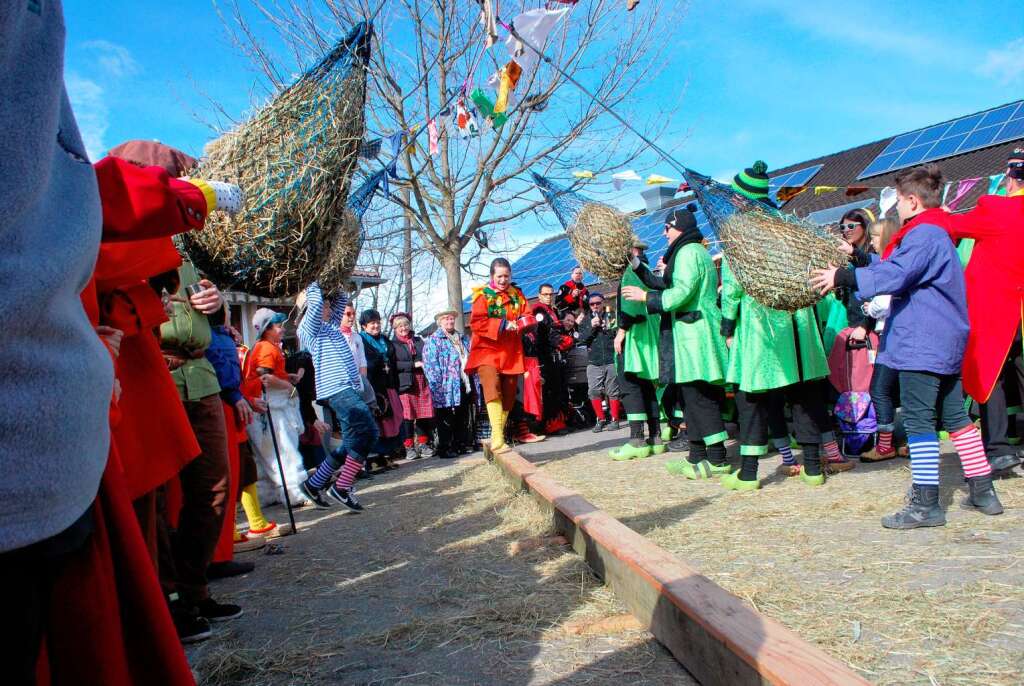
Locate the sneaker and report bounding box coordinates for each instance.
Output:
[405,445,421,460]
[233,534,266,554]
[299,479,332,509]
[607,420,622,431]
[419,442,435,458]
[667,436,689,452]
[592,420,608,433]
[171,602,212,644]
[882,484,945,529]
[196,597,244,622]
[207,560,256,580]
[326,484,364,512]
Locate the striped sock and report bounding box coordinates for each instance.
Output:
[908,434,940,486]
[308,457,340,490]
[334,457,364,491]
[823,440,843,462]
[950,425,991,479]
[876,431,894,454]
[772,437,796,465]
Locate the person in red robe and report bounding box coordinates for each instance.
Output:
[943,147,1024,473]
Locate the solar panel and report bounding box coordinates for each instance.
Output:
[769,164,824,204]
[857,100,1024,179]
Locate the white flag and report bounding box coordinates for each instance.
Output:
[612,169,642,190]
[879,186,897,218]
[505,8,570,93]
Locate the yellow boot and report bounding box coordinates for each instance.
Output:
[487,401,509,455]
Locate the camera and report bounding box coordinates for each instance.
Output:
[185,283,204,297]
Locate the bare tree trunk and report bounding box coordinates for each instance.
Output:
[441,249,465,330]
[402,186,413,315]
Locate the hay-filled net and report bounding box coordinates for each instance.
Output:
[684,168,847,312]
[317,169,385,297]
[531,172,637,281]
[180,22,373,297]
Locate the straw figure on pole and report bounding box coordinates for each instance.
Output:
[684,166,847,312]
[531,172,637,281]
[181,22,373,297]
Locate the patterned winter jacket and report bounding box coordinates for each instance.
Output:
[422,328,470,408]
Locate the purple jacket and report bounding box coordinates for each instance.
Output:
[854,223,968,375]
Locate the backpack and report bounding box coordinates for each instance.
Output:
[828,328,880,456]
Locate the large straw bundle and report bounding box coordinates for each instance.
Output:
[180,22,373,297]
[685,169,847,311]
[317,169,386,296]
[531,172,636,280]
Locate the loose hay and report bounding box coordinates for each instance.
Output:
[181,23,372,297]
[533,172,638,281]
[535,439,1024,686]
[316,169,386,297]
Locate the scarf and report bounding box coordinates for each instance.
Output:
[881,208,949,259]
[361,331,387,357]
[480,284,524,318]
[340,323,353,334]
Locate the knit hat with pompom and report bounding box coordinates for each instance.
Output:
[731,160,770,202]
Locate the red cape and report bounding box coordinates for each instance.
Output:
[943,194,1024,402]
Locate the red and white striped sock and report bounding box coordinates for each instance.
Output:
[950,425,991,479]
[823,440,843,462]
[335,457,364,491]
[876,431,894,454]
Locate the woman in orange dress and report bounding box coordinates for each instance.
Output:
[464,258,536,453]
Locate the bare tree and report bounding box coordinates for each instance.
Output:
[218,0,682,323]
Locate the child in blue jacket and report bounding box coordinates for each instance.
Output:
[812,164,1002,529]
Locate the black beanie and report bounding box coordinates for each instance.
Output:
[667,203,703,246]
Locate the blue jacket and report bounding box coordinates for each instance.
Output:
[854,222,968,375]
[422,329,470,408]
[206,326,244,406]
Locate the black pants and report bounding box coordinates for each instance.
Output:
[619,370,660,421]
[435,396,470,453]
[736,382,829,452]
[679,381,727,445]
[980,335,1024,460]
[0,507,93,685]
[661,383,685,425]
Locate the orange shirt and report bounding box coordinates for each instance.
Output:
[242,340,288,398]
[465,284,536,375]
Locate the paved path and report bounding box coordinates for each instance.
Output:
[187,452,694,685]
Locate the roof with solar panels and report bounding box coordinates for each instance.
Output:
[467,100,1023,311]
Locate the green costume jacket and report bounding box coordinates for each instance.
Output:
[720,259,829,393]
[617,266,660,381]
[643,240,727,386]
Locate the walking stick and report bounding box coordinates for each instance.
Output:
[263,389,299,535]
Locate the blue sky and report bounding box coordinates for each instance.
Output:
[62,1,1022,312]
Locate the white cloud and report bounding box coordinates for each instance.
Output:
[978,37,1024,85]
[65,73,109,160]
[82,40,140,79]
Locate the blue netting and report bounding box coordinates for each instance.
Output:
[182,22,373,297]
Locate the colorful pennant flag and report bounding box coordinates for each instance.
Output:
[572,170,595,179]
[879,186,897,218]
[988,173,1006,195]
[646,174,675,185]
[813,185,839,195]
[455,99,479,138]
[947,177,982,211]
[470,88,507,129]
[776,186,807,203]
[844,185,869,197]
[428,119,440,156]
[612,169,642,190]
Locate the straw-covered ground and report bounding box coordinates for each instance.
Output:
[521,427,1024,686]
[186,456,693,685]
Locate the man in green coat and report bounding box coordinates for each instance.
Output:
[715,162,847,490]
[622,204,730,479]
[610,239,664,460]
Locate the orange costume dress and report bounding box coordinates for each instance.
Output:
[465,283,536,452]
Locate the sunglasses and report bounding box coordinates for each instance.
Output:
[839,222,863,232]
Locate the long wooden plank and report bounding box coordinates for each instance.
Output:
[487,445,872,686]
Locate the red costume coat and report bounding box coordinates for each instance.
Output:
[944,192,1024,402]
[465,284,536,375]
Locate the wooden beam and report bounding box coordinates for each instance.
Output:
[485,445,872,686]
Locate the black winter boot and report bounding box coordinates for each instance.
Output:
[961,476,1004,515]
[881,484,945,529]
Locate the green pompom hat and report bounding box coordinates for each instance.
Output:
[731,160,770,202]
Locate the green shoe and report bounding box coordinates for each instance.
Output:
[649,438,666,456]
[799,468,826,487]
[666,459,729,480]
[611,440,652,461]
[721,471,760,491]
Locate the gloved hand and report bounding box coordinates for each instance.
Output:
[185,178,243,215]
